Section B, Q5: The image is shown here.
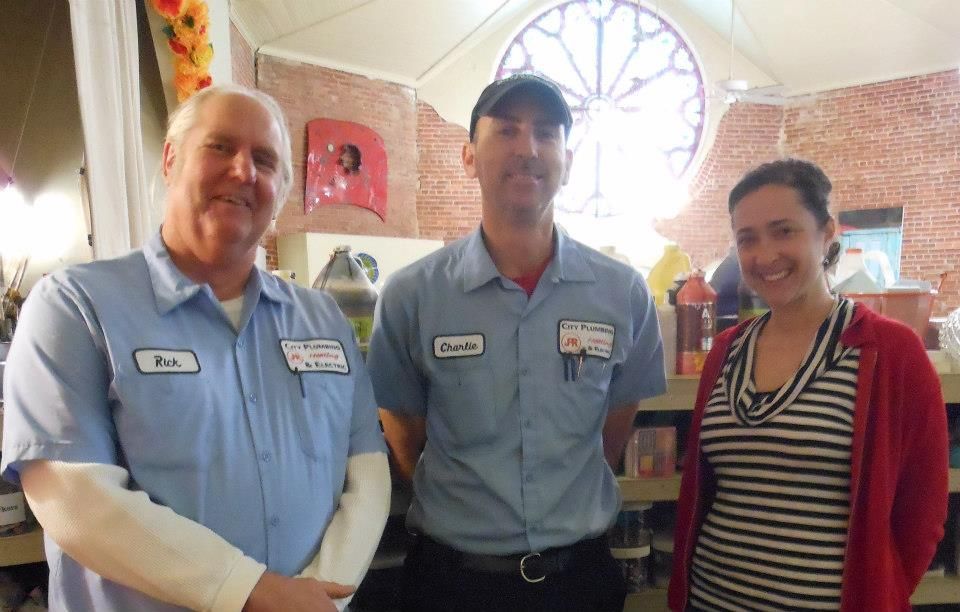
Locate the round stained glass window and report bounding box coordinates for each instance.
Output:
[497,0,705,218]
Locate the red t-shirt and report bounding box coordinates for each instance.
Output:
[509,255,553,297]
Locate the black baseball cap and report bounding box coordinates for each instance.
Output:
[469,73,573,140]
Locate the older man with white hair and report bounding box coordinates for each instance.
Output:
[1,84,389,612]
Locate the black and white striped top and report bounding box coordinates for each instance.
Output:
[689,299,860,611]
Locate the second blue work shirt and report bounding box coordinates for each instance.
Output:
[1,233,385,611]
[367,226,665,555]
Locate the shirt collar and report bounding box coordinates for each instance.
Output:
[549,225,596,283]
[839,299,875,348]
[460,228,502,293]
[459,224,596,293]
[144,232,291,315]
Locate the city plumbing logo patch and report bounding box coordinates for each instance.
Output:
[432,333,485,359]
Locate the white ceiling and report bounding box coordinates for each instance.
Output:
[231,0,960,95]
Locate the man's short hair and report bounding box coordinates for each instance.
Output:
[165,84,293,216]
[469,73,573,141]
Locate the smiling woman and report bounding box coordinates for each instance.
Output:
[669,159,949,612]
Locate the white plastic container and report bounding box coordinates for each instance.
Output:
[657,304,676,377]
[832,247,888,292]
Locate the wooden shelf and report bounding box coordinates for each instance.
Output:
[618,366,960,610]
[950,468,960,492]
[623,588,669,612]
[943,372,960,404]
[637,376,698,411]
[642,371,960,411]
[911,574,960,605]
[618,475,682,502]
[621,574,960,609]
[0,528,43,567]
[621,468,960,502]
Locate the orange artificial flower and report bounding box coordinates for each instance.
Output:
[167,38,188,56]
[150,0,185,20]
[151,0,213,102]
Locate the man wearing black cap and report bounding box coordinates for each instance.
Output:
[368,73,665,611]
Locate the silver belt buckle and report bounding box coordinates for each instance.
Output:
[520,552,545,583]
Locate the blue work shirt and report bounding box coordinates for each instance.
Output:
[367,226,665,555]
[1,233,385,611]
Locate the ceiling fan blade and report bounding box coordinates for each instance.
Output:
[746,84,786,96]
[738,94,790,106]
[717,78,749,92]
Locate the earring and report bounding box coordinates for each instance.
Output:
[823,242,841,267]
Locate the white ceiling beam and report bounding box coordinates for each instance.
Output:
[415,0,516,84]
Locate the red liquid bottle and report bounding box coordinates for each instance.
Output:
[676,270,717,375]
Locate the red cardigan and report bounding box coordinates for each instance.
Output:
[668,304,948,611]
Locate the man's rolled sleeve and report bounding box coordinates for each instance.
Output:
[367,279,427,416]
[2,276,118,484]
[346,339,388,457]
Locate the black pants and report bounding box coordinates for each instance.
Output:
[399,536,627,612]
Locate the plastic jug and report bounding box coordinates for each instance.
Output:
[676,270,716,375]
[709,246,740,319]
[648,245,691,306]
[313,246,379,356]
[832,248,876,287]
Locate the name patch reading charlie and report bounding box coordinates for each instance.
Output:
[133,349,201,374]
[557,320,615,359]
[433,333,485,359]
[280,339,350,374]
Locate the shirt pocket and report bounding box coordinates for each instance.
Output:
[113,373,219,470]
[428,366,498,450]
[294,374,354,461]
[553,356,611,437]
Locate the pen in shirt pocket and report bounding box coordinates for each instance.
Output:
[294,367,306,397]
[563,349,587,382]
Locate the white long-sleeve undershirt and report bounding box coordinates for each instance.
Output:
[297,452,391,610]
[20,451,390,611]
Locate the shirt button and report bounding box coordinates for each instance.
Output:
[237,339,245,348]
[248,393,257,403]
[260,451,272,462]
[519,367,530,376]
[525,474,533,483]
[524,419,533,428]
[270,516,280,527]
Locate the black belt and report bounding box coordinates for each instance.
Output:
[416,535,606,583]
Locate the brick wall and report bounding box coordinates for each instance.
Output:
[655,104,785,269]
[252,56,420,266]
[230,23,255,90]
[234,20,959,312]
[416,102,481,242]
[258,57,419,237]
[412,99,785,261]
[783,71,960,315]
[414,76,960,314]
[230,25,278,265]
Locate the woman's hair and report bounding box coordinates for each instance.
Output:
[729,158,839,268]
[728,158,832,227]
